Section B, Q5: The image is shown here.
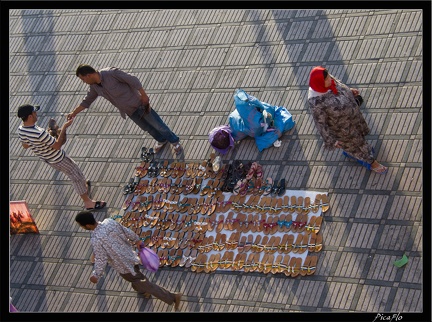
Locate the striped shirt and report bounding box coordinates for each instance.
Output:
[18,124,65,164]
[90,218,141,278]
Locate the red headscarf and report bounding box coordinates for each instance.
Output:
[309,66,338,94]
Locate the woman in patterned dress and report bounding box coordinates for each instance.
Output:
[307,66,387,174]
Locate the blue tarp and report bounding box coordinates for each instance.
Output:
[228,89,295,152]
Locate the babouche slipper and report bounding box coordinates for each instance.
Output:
[86,201,107,211]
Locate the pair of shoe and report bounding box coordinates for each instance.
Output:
[271,179,286,197]
[154,141,183,155]
[141,147,154,162]
[123,177,140,195]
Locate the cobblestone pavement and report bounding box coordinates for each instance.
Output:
[7,5,430,322]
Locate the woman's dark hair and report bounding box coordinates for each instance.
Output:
[323,69,328,79]
[211,130,230,149]
[76,64,97,77]
[75,211,97,226]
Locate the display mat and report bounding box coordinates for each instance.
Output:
[113,159,327,277]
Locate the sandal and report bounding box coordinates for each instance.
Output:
[171,249,183,268]
[243,234,254,252]
[157,177,167,194]
[147,162,160,178]
[291,257,302,277]
[192,178,203,194]
[206,197,218,216]
[308,232,317,252]
[171,177,182,195]
[233,213,246,231]
[123,177,138,195]
[165,195,179,213]
[194,197,205,215]
[210,253,221,272]
[140,147,154,162]
[249,253,261,272]
[148,212,160,229]
[158,160,170,178]
[121,194,134,210]
[279,255,290,275]
[187,198,198,215]
[306,216,317,234]
[135,161,150,178]
[206,213,217,232]
[243,253,255,273]
[253,235,266,253]
[185,249,198,268]
[239,213,251,233]
[200,180,214,196]
[183,178,194,195]
[320,194,330,213]
[182,215,196,232]
[177,197,190,213]
[315,233,323,252]
[172,142,183,155]
[257,253,269,273]
[185,163,196,178]
[269,236,281,254]
[215,195,226,214]
[271,254,284,274]
[147,178,158,194]
[191,253,204,272]
[278,234,288,254]
[231,253,242,271]
[216,233,227,251]
[289,196,297,214]
[314,216,323,234]
[153,141,166,154]
[303,197,311,215]
[204,254,215,273]
[285,235,295,253]
[306,255,318,275]
[296,197,304,215]
[371,162,388,174]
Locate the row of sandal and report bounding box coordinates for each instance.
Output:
[122,194,226,215]
[135,154,228,181]
[187,252,317,276]
[122,192,329,218]
[228,194,329,214]
[120,209,323,237]
[138,227,323,253]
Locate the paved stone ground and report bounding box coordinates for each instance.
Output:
[7,6,429,322]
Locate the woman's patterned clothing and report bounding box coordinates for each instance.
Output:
[90,218,141,279]
[308,76,374,164]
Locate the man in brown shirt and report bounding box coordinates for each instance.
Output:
[68,65,182,155]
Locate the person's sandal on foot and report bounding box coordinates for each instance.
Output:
[172,142,183,155]
[174,292,182,311]
[154,141,167,153]
[371,161,388,174]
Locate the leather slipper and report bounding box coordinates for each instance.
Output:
[86,201,106,211]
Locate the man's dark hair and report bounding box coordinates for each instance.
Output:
[76,64,97,77]
[75,211,96,226]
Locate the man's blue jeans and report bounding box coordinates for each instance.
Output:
[130,106,179,144]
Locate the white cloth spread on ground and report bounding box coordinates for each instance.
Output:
[115,167,327,276]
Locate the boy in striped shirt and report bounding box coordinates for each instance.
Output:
[17,104,106,211]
